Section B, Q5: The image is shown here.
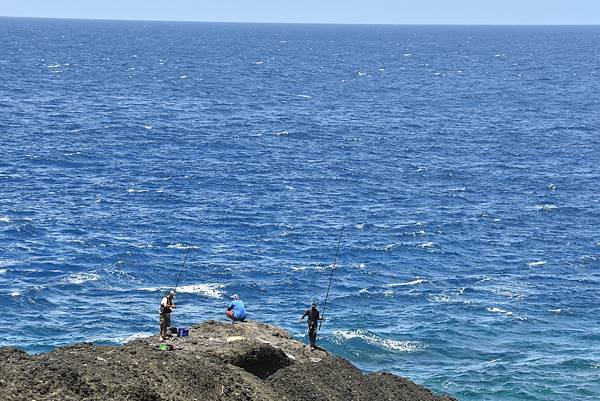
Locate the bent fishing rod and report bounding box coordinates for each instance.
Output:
[319,215,346,331]
[173,226,199,294]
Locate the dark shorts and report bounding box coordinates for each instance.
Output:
[160,313,171,329]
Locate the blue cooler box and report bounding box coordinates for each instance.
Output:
[177,327,189,337]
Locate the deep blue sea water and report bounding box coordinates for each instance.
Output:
[1,18,599,400]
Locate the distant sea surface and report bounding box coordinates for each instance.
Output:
[1,18,599,400]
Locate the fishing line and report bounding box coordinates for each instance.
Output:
[319,215,346,331]
[173,224,199,293]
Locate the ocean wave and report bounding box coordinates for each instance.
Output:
[127,188,149,193]
[417,242,434,249]
[387,278,426,287]
[167,243,200,250]
[10,291,21,297]
[535,204,558,212]
[93,332,153,345]
[66,273,101,285]
[176,283,224,298]
[0,269,7,274]
[487,307,513,316]
[0,215,11,222]
[528,260,546,267]
[333,329,425,352]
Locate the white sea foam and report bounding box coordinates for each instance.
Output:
[296,94,312,99]
[358,71,367,76]
[355,223,365,230]
[273,130,288,136]
[333,329,424,352]
[0,216,10,222]
[144,125,152,130]
[528,260,546,267]
[10,291,21,297]
[447,187,466,192]
[353,263,367,269]
[417,242,434,249]
[383,290,394,297]
[536,204,558,211]
[548,308,562,314]
[0,269,7,274]
[253,61,263,65]
[180,75,188,79]
[94,332,153,345]
[487,307,513,316]
[167,243,200,250]
[67,273,101,284]
[127,188,149,193]
[383,243,399,252]
[388,278,426,287]
[176,283,224,298]
[358,288,369,295]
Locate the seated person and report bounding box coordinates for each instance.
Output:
[226,294,246,322]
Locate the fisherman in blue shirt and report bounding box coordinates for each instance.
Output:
[226,294,246,323]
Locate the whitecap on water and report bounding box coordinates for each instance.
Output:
[127,188,149,193]
[487,307,513,316]
[383,290,394,297]
[167,243,200,250]
[10,291,21,297]
[358,288,370,295]
[176,283,224,298]
[0,268,7,274]
[548,308,561,314]
[417,242,434,249]
[273,130,288,136]
[387,278,426,287]
[296,94,312,99]
[333,329,424,353]
[535,204,557,211]
[528,260,546,267]
[67,273,101,284]
[0,216,11,223]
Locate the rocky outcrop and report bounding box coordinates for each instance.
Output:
[0,320,456,401]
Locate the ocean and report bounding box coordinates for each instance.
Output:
[0,18,599,400]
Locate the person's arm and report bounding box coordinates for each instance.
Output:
[301,310,309,320]
[227,302,234,311]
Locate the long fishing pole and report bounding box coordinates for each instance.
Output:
[173,226,198,293]
[319,215,346,331]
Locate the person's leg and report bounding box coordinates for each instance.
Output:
[160,314,166,339]
[226,310,235,321]
[309,326,317,347]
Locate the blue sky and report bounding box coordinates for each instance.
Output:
[1,0,599,24]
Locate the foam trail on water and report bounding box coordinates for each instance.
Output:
[388,278,426,287]
[333,329,425,352]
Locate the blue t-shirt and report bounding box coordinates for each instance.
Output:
[229,299,246,319]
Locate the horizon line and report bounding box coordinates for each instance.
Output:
[1,15,599,27]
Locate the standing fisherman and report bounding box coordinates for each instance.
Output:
[159,290,176,340]
[300,301,324,350]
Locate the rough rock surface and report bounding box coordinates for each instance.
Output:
[0,320,457,401]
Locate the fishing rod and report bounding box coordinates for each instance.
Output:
[173,225,199,294]
[319,215,346,331]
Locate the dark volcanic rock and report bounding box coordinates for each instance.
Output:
[0,320,456,401]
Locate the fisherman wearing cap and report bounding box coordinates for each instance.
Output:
[159,290,176,340]
[226,294,247,323]
[300,301,325,349]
